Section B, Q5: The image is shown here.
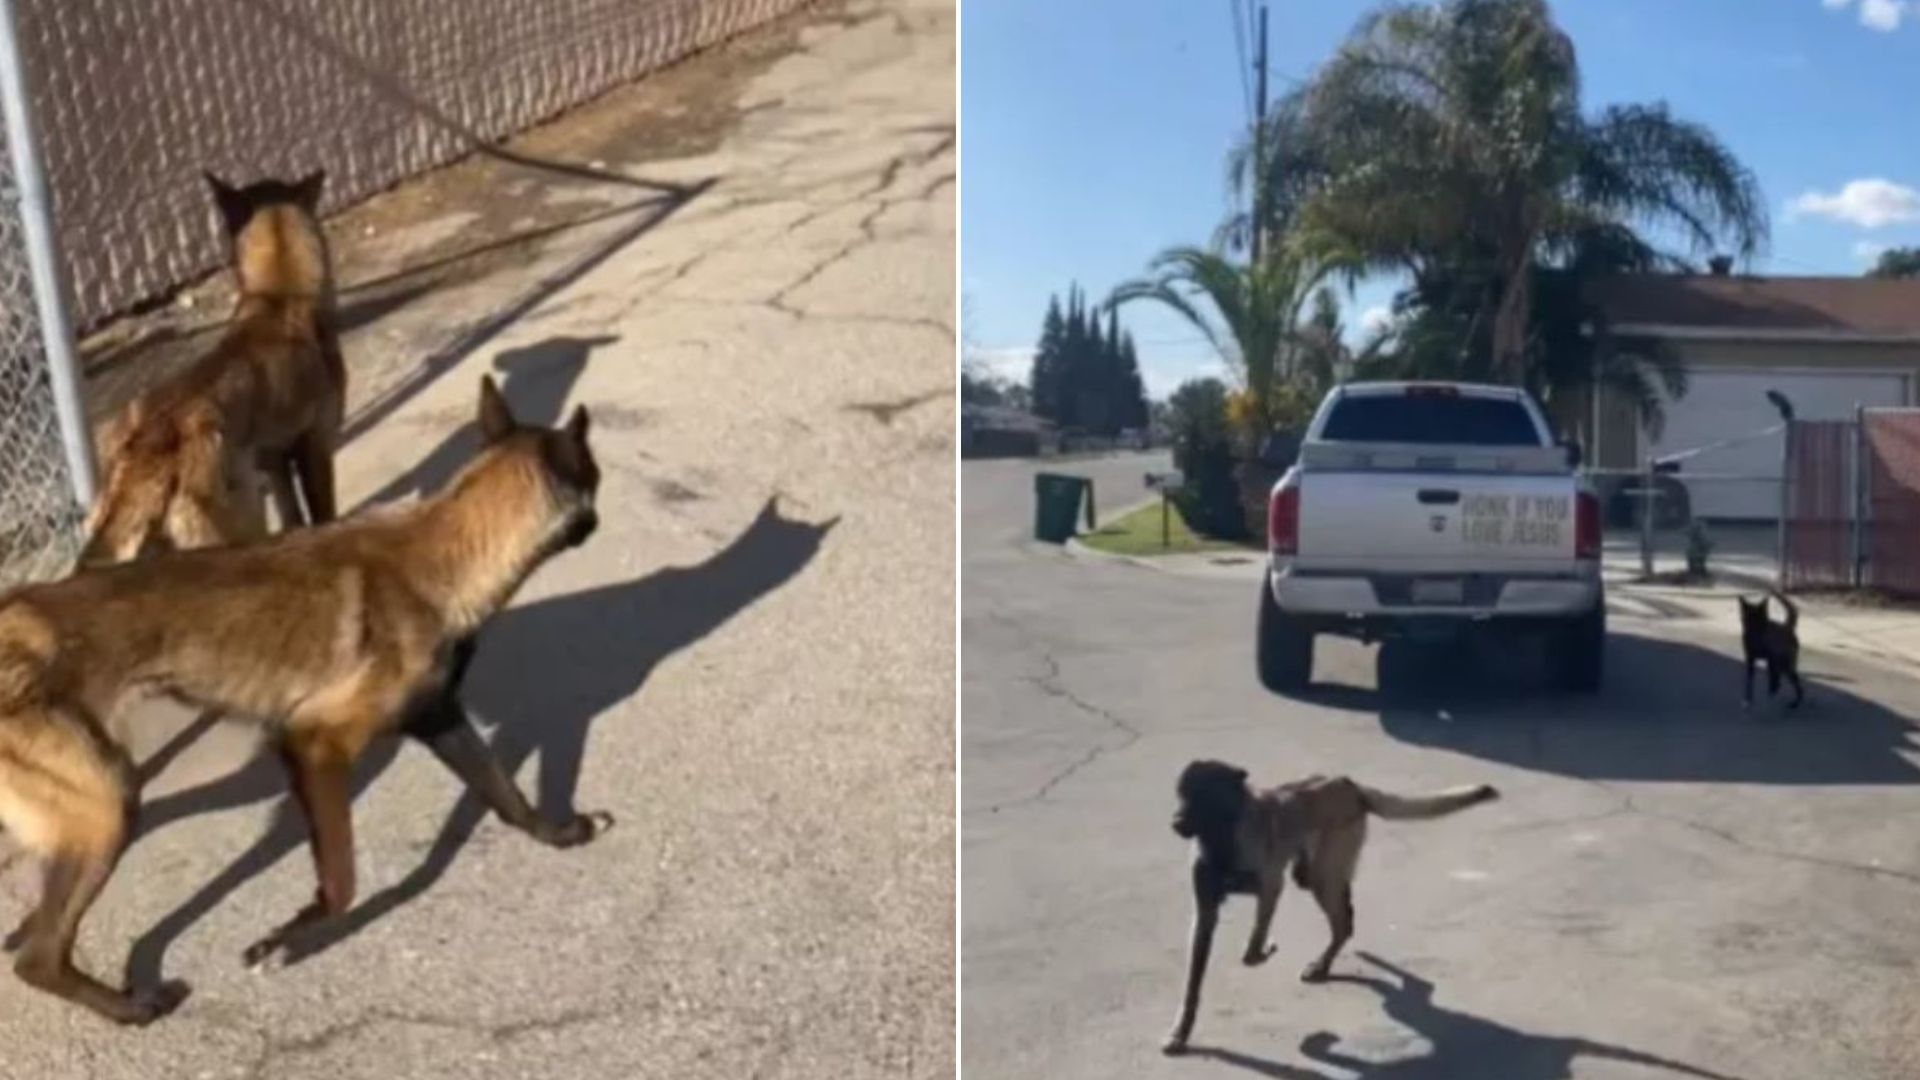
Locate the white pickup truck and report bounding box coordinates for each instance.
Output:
[1259,381,1604,693]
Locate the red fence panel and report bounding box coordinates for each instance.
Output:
[1865,410,1920,596]
[1782,420,1853,590]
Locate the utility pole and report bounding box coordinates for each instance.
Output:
[1249,2,1269,266]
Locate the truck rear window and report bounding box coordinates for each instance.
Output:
[1319,394,1542,446]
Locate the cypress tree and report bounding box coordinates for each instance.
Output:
[1029,294,1067,424]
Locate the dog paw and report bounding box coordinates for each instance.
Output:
[1243,944,1276,967]
[1161,1034,1190,1056]
[1300,962,1332,983]
[123,980,191,1025]
[241,935,288,971]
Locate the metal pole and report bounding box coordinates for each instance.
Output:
[1776,419,1792,590]
[1852,405,1867,588]
[1640,454,1654,578]
[0,0,94,506]
[1248,4,1269,266]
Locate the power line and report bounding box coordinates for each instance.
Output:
[1228,0,1254,127]
[1249,2,1269,265]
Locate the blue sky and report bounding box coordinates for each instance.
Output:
[961,0,1920,399]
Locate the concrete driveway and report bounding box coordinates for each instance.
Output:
[0,2,952,1077]
[964,454,1920,1080]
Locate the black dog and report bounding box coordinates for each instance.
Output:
[1740,590,1803,709]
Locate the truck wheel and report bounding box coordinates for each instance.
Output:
[1551,602,1605,694]
[1257,582,1313,693]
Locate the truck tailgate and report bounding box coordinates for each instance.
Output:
[1296,470,1577,572]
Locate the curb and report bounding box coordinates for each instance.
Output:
[1060,492,1267,577]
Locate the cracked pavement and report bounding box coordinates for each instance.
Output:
[2,1,952,1077]
[964,453,1920,1080]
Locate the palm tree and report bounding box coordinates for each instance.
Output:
[1363,223,1689,441]
[1238,0,1766,383]
[1105,247,1328,435]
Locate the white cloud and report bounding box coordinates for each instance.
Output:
[1358,305,1395,338]
[1789,179,1920,228]
[1822,0,1909,29]
[1861,0,1907,29]
[1854,240,1890,262]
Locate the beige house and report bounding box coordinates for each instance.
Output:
[1586,273,1920,520]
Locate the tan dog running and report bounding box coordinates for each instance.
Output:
[0,377,604,1025]
[80,171,345,566]
[1162,759,1498,1054]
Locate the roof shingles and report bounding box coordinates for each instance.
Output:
[1587,275,1920,338]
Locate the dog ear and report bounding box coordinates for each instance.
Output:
[205,172,251,233]
[292,170,326,212]
[1230,766,1248,784]
[564,403,591,447]
[477,375,517,443]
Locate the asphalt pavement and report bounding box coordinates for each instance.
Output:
[964,452,1920,1080]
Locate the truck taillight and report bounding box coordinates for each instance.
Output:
[1575,490,1600,559]
[1269,485,1300,555]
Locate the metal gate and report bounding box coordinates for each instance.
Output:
[1781,420,1856,590]
[1781,409,1920,595]
[1863,409,1920,596]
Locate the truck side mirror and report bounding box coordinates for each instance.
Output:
[1561,439,1583,469]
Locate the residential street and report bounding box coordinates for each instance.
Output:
[963,453,1920,1080]
[0,1,952,1076]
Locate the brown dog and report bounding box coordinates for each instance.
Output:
[79,171,345,566]
[0,376,603,1024]
[1162,759,1498,1054]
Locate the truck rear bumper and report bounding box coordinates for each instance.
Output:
[1268,563,1600,622]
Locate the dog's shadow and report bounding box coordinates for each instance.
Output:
[1186,952,1741,1080]
[123,355,835,982]
[360,332,617,505]
[1282,630,1920,788]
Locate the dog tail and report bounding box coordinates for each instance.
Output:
[77,485,168,569]
[1768,589,1798,632]
[1358,783,1498,821]
[77,436,180,569]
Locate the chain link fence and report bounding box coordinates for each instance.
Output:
[1594,470,1783,585]
[1609,408,1920,593]
[0,101,80,587]
[20,0,808,330]
[0,0,812,590]
[1779,409,1920,595]
[1590,424,1787,587]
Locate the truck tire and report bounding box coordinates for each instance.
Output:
[1550,601,1605,694]
[1257,581,1313,693]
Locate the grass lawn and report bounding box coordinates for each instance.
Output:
[1079,498,1252,557]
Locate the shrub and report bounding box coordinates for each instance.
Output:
[1166,378,1246,539]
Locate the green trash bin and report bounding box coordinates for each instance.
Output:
[1033,473,1095,543]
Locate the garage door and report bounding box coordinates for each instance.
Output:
[1647,368,1910,520]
